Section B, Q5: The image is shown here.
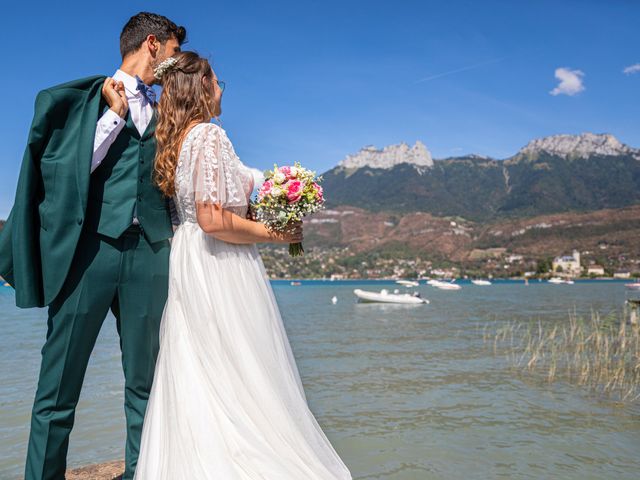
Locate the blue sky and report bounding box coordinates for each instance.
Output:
[1,0,638,217]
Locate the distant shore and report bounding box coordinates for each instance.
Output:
[268,277,635,282]
[2,277,636,287]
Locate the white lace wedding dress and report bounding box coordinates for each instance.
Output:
[134,123,352,479]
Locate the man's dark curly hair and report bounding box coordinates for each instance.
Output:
[120,12,187,59]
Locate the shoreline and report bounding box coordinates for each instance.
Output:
[65,461,124,480]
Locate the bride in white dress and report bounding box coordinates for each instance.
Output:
[133,52,352,479]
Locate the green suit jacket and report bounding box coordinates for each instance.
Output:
[0,75,170,308]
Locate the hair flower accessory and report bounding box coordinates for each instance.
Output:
[154,57,179,80]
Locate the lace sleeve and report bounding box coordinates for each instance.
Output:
[190,123,248,208]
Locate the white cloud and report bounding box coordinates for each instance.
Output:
[550,67,585,96]
[623,63,640,75]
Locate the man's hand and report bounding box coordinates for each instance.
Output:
[102,77,129,119]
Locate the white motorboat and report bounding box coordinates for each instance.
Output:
[625,282,640,290]
[471,279,492,286]
[354,289,429,304]
[429,280,462,291]
[548,277,574,285]
[396,280,420,287]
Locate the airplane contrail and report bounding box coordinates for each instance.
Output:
[414,57,507,84]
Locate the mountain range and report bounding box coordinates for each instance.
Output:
[320,133,640,222]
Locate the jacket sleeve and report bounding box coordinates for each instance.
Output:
[0,90,54,307]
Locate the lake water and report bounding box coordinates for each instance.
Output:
[1,280,639,479]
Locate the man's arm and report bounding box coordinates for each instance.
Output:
[91,78,128,173]
[168,197,180,228]
[92,110,125,172]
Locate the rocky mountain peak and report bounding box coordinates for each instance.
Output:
[518,133,637,159]
[339,141,434,169]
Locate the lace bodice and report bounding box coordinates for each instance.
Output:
[173,123,255,224]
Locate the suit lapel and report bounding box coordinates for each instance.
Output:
[125,109,140,139]
[141,108,157,141]
[76,77,107,211]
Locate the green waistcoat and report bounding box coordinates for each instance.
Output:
[85,108,172,241]
[0,76,173,308]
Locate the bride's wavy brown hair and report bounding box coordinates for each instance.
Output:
[155,51,216,196]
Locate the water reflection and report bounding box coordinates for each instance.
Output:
[1,282,639,479]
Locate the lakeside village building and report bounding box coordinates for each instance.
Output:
[552,250,582,277]
[587,265,606,276]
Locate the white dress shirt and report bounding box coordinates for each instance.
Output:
[92,69,154,172]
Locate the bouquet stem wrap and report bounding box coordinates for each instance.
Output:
[289,242,304,257]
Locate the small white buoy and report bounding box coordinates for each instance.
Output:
[331,296,338,304]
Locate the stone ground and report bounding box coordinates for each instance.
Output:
[66,461,124,480]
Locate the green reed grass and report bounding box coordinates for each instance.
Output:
[482,310,640,403]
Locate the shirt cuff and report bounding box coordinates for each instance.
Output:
[102,108,125,130]
[92,109,126,173]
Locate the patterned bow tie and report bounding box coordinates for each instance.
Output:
[135,76,157,105]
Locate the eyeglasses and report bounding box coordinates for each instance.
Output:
[216,79,226,93]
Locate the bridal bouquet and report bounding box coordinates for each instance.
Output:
[251,162,325,256]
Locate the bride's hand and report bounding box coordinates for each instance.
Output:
[269,220,303,244]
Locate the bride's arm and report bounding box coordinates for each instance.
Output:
[196,202,302,245]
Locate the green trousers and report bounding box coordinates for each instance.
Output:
[24,225,170,480]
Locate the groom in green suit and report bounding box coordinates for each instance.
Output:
[0,12,185,480]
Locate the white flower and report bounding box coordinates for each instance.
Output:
[154,57,179,81]
[273,172,286,184]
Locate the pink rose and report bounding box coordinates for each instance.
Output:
[280,166,298,180]
[258,180,273,199]
[286,180,303,203]
[313,182,324,201]
[280,166,291,177]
